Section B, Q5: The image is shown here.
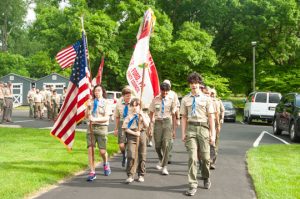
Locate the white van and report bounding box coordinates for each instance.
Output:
[106,91,122,115]
[244,91,281,124]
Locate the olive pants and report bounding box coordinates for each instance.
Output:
[185,124,210,189]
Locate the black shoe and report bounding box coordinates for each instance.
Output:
[204,178,211,189]
[168,161,172,164]
[122,156,127,167]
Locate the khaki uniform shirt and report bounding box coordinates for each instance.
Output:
[34,93,43,103]
[114,97,130,121]
[51,94,60,106]
[0,86,4,99]
[39,90,46,103]
[180,92,214,123]
[149,94,176,120]
[45,90,52,103]
[122,112,149,131]
[87,98,110,126]
[3,86,13,98]
[27,90,36,102]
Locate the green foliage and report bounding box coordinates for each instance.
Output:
[0,52,29,77]
[0,0,299,96]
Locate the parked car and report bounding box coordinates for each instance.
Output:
[244,91,281,124]
[106,91,122,115]
[222,100,236,122]
[273,93,300,142]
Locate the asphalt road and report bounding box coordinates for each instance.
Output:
[0,110,293,199]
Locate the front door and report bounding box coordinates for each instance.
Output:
[12,83,23,107]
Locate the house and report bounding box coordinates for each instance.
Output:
[35,73,68,95]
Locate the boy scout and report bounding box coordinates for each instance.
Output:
[122,98,149,183]
[163,79,180,164]
[0,82,4,121]
[209,88,225,169]
[149,82,177,175]
[114,86,132,167]
[180,72,215,196]
[27,86,36,118]
[2,82,14,123]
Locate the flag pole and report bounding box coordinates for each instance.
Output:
[80,15,95,169]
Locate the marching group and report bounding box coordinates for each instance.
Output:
[85,72,225,196]
[26,85,67,120]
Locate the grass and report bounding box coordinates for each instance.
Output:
[0,127,118,199]
[247,144,300,199]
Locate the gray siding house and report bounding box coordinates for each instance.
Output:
[0,73,35,106]
[35,73,69,95]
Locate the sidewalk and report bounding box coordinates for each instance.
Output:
[33,124,257,199]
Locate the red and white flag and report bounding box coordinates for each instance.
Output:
[92,55,105,86]
[51,32,91,151]
[126,9,160,105]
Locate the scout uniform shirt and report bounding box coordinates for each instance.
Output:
[180,92,214,124]
[27,89,36,102]
[89,98,110,126]
[0,84,4,100]
[3,85,13,98]
[122,112,149,133]
[114,97,130,121]
[149,94,177,120]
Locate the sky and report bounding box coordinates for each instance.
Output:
[25,1,70,23]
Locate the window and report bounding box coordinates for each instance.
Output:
[223,101,233,109]
[247,93,254,102]
[269,93,281,103]
[295,95,300,107]
[52,75,57,80]
[255,93,267,103]
[9,76,14,81]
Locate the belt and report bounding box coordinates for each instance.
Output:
[92,124,108,127]
[4,97,13,99]
[155,117,170,121]
[130,128,144,132]
[188,121,209,128]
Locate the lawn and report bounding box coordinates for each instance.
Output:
[247,144,300,199]
[0,127,118,199]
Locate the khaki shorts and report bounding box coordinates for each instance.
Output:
[118,120,126,144]
[86,125,108,149]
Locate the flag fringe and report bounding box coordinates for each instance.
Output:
[50,133,72,152]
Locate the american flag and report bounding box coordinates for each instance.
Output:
[51,32,91,150]
[55,42,80,69]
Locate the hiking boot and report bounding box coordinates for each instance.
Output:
[137,176,144,182]
[156,161,162,170]
[125,176,134,184]
[161,167,169,175]
[86,172,96,182]
[103,162,111,176]
[185,187,197,196]
[204,178,211,189]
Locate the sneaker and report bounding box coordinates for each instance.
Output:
[122,156,127,167]
[185,187,197,196]
[125,176,134,184]
[156,161,162,170]
[162,167,169,175]
[86,172,96,182]
[204,178,211,189]
[137,176,144,182]
[103,163,111,176]
[210,164,216,170]
[147,141,153,147]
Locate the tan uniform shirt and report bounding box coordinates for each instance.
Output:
[0,86,4,99]
[39,90,46,103]
[27,90,36,102]
[122,112,149,131]
[45,90,52,103]
[149,94,176,120]
[114,97,130,121]
[3,86,13,98]
[51,94,60,106]
[87,98,110,126]
[180,92,214,123]
[34,93,43,103]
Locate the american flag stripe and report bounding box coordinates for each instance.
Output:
[55,46,77,69]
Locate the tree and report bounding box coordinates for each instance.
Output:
[0,0,28,51]
[0,52,29,77]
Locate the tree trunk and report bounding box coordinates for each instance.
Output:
[1,15,8,52]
